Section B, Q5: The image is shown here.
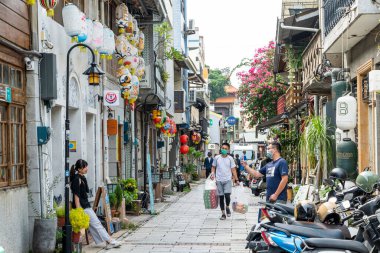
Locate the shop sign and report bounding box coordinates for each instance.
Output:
[69,141,77,152]
[226,116,237,126]
[0,87,11,103]
[104,90,120,106]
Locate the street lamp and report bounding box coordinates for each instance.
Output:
[62,43,104,253]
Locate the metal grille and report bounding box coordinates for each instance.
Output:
[324,0,355,36]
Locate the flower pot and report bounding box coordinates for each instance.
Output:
[72,231,81,244]
[32,218,57,253]
[57,217,65,227]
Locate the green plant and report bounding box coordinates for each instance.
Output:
[299,116,333,185]
[161,70,169,84]
[120,178,137,193]
[183,186,191,192]
[184,164,196,174]
[268,123,299,165]
[154,22,185,61]
[55,205,65,218]
[284,44,302,73]
[69,208,90,233]
[114,184,123,210]
[191,172,200,181]
[124,191,138,205]
[109,192,117,209]
[126,222,139,231]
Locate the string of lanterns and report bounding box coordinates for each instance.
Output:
[152,109,177,138]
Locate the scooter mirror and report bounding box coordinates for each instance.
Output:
[342,200,350,209]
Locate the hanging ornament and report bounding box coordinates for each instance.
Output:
[136,57,145,81]
[121,75,139,104]
[77,12,87,43]
[180,145,189,155]
[62,3,82,39]
[180,134,188,144]
[100,27,115,59]
[27,0,36,5]
[191,132,197,142]
[82,19,93,46]
[116,35,138,59]
[126,14,134,34]
[91,20,104,53]
[138,31,145,52]
[117,66,132,86]
[115,3,129,33]
[39,0,59,17]
[124,56,139,75]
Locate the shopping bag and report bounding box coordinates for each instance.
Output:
[204,175,218,209]
[232,182,249,214]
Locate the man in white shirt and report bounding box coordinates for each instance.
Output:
[211,143,239,220]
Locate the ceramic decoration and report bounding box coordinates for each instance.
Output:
[117,66,132,86]
[62,3,82,38]
[115,3,129,33]
[122,75,139,104]
[100,27,115,59]
[77,12,87,43]
[91,20,104,51]
[82,19,93,46]
[138,31,145,52]
[136,57,145,80]
[39,0,59,17]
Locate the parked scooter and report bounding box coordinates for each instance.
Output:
[171,166,186,192]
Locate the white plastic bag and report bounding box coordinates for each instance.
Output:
[232,182,249,214]
[204,175,218,209]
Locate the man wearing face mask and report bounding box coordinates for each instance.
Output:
[210,143,239,220]
[242,142,288,203]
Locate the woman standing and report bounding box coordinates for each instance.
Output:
[70,159,121,249]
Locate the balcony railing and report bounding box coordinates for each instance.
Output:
[324,0,355,36]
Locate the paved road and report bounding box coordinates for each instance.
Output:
[107,182,261,253]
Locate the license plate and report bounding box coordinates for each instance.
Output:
[179,180,186,185]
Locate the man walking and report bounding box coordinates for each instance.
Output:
[234,154,242,181]
[204,152,214,178]
[211,143,239,220]
[242,142,288,203]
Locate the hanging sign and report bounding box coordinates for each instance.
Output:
[0,87,11,103]
[226,116,237,126]
[69,141,77,152]
[104,90,120,106]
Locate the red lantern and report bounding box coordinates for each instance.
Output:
[180,145,189,154]
[153,117,161,124]
[180,134,188,144]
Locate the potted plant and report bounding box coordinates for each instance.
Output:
[113,184,123,217]
[69,208,90,244]
[55,204,65,227]
[109,192,117,217]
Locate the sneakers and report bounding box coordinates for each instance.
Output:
[220,214,226,220]
[226,207,231,217]
[106,240,121,250]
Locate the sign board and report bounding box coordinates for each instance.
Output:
[93,187,114,235]
[293,185,310,204]
[208,144,216,150]
[226,116,237,126]
[69,141,77,152]
[104,90,120,106]
[0,87,11,103]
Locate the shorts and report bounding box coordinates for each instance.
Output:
[216,180,232,196]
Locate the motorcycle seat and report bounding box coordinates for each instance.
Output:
[275,203,294,214]
[301,238,368,253]
[274,223,344,239]
[290,221,351,239]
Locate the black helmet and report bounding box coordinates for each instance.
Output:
[329,168,347,184]
[294,200,317,222]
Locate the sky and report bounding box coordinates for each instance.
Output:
[187,0,282,86]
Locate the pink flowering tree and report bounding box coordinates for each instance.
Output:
[238,41,287,127]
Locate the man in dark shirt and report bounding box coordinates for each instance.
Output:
[204,152,214,178]
[242,142,288,203]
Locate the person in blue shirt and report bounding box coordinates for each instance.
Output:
[242,142,288,203]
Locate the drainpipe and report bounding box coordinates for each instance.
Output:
[0,37,42,58]
[280,20,319,33]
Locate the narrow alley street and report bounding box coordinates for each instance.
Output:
[106,182,259,253]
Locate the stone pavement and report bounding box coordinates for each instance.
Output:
[99,182,261,253]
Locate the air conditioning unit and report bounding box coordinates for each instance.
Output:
[208,144,216,150]
[139,65,151,89]
[186,19,196,35]
[174,90,185,113]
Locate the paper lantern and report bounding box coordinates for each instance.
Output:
[124,56,139,74]
[91,20,104,51]
[77,12,87,43]
[138,31,145,52]
[180,134,188,144]
[191,133,197,142]
[62,3,82,37]
[136,57,145,80]
[180,145,189,155]
[116,35,138,57]
[126,14,134,34]
[40,0,59,17]
[100,27,115,59]
[27,0,36,5]
[117,66,132,86]
[121,75,139,104]
[115,3,129,32]
[153,117,161,124]
[82,19,93,45]
[336,95,357,131]
[369,70,380,92]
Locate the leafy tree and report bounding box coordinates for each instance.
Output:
[208,68,229,101]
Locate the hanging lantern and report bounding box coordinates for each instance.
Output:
[100,27,115,59]
[124,56,139,75]
[77,12,88,43]
[336,138,358,179]
[336,95,357,131]
[62,3,82,38]
[180,134,188,144]
[136,57,145,80]
[117,66,132,86]
[126,14,134,34]
[191,132,197,142]
[121,75,139,104]
[91,20,104,52]
[82,18,93,46]
[115,3,129,33]
[39,0,59,17]
[27,0,36,5]
[138,31,145,52]
[369,70,380,92]
[180,145,189,155]
[116,35,138,58]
